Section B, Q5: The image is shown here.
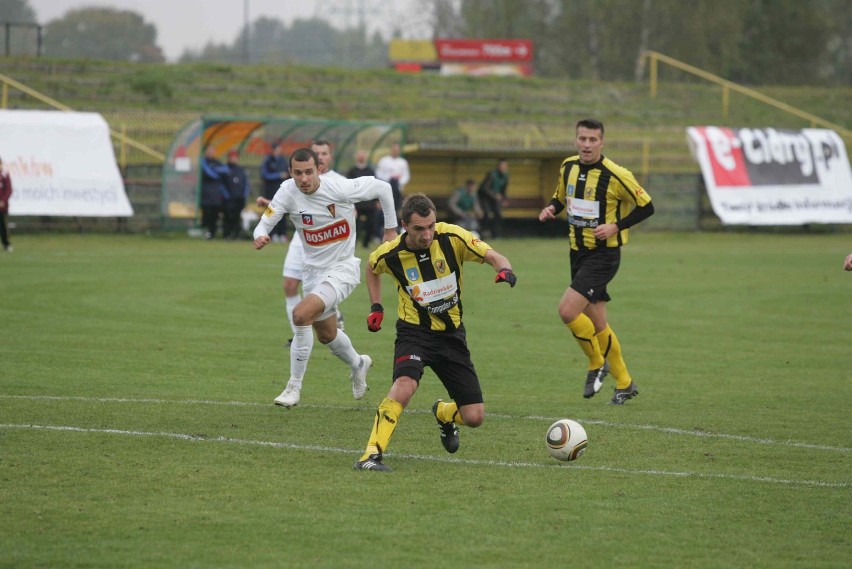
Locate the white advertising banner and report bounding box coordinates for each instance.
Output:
[687,126,852,225]
[0,110,133,217]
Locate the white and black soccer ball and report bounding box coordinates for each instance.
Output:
[545,419,588,461]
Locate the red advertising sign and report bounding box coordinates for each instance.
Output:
[434,39,533,62]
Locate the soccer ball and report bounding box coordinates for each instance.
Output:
[545,419,588,461]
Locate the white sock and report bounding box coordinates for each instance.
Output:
[326,330,361,369]
[285,295,301,335]
[289,325,314,386]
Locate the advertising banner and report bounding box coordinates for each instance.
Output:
[687,126,852,225]
[0,110,132,217]
[434,39,533,62]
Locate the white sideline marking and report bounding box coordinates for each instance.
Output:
[3,394,849,453]
[0,423,846,489]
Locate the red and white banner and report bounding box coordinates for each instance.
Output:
[434,39,532,62]
[0,110,132,217]
[687,126,852,225]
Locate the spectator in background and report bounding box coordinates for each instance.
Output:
[347,149,379,247]
[200,145,229,240]
[477,158,509,239]
[844,253,852,271]
[260,140,290,243]
[447,178,484,234]
[223,150,250,240]
[0,155,12,252]
[375,142,410,220]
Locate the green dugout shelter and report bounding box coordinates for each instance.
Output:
[161,116,406,220]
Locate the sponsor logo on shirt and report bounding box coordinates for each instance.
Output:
[302,219,350,246]
[407,274,458,306]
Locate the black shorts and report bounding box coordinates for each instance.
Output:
[393,321,483,407]
[569,247,621,303]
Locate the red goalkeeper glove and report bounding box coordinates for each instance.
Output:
[495,268,517,287]
[367,303,384,332]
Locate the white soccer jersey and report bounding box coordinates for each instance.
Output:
[281,170,350,278]
[255,175,397,282]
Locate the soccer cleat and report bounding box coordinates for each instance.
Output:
[353,452,392,472]
[583,360,610,399]
[273,383,300,407]
[609,382,639,405]
[432,400,460,454]
[350,355,372,400]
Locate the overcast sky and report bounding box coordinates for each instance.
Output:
[28,0,429,61]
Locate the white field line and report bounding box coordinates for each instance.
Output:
[0,422,847,489]
[3,394,849,454]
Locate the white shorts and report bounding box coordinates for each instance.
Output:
[282,232,304,279]
[302,259,361,321]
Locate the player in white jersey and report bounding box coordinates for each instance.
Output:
[259,141,349,345]
[254,146,398,407]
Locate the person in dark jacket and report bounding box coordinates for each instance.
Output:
[477,158,510,238]
[223,150,250,240]
[0,155,12,252]
[200,145,229,239]
[259,140,290,242]
[346,149,379,247]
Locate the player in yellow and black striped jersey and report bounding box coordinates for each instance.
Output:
[539,118,654,406]
[353,193,517,472]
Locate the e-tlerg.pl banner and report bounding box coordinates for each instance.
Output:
[0,110,133,217]
[687,126,852,225]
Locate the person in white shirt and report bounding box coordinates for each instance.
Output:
[375,142,410,219]
[256,140,349,346]
[254,147,398,407]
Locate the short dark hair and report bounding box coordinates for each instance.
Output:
[401,193,436,224]
[311,139,332,149]
[576,118,604,137]
[289,147,319,169]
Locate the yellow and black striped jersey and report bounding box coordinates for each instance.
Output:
[551,155,652,249]
[368,222,492,332]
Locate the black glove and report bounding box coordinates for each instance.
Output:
[367,303,384,332]
[495,268,517,287]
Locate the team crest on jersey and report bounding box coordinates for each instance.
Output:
[302,214,313,225]
[406,267,420,281]
[326,204,336,217]
[434,260,446,274]
[585,187,595,199]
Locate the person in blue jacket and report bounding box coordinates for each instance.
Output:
[200,145,230,239]
[260,139,290,242]
[223,150,250,240]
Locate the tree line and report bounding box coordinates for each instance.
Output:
[1,0,850,85]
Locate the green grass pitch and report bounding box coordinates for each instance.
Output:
[1,231,850,568]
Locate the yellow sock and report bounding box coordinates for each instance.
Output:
[567,314,605,369]
[436,400,465,426]
[596,324,632,389]
[359,398,404,461]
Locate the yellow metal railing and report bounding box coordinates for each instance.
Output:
[0,71,166,165]
[644,51,851,139]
